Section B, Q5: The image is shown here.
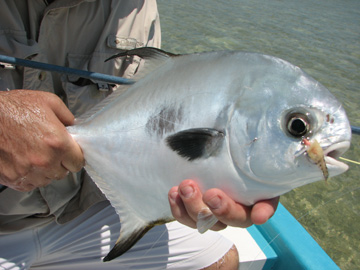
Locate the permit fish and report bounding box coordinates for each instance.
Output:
[67,48,351,261]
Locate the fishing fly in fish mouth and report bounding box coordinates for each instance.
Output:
[68,47,352,261]
[287,107,350,182]
[302,139,329,181]
[282,109,329,180]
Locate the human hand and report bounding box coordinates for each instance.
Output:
[0,90,84,192]
[168,179,279,231]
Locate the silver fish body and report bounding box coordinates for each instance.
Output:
[67,48,351,261]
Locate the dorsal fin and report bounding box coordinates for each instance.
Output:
[106,47,179,82]
[105,47,178,62]
[74,48,179,125]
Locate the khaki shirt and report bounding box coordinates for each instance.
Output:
[0,0,161,233]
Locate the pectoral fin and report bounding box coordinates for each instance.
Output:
[166,128,225,161]
[197,207,219,234]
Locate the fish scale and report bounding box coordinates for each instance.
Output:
[67,47,351,261]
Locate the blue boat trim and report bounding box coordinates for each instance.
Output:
[246,226,277,269]
[252,203,340,270]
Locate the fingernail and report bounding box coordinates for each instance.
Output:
[206,196,221,209]
[180,185,194,198]
[169,191,178,203]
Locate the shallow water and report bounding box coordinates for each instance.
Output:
[157,0,360,268]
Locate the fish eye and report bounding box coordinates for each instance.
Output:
[286,113,310,138]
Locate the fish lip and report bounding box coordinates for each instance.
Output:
[323,141,350,172]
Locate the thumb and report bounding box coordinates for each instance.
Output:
[44,93,85,171]
[61,132,85,172]
[46,93,75,126]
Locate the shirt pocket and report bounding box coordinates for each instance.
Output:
[0,30,40,90]
[62,52,140,117]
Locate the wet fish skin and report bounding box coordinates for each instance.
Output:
[67,48,351,261]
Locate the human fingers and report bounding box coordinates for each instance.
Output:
[250,197,280,225]
[60,133,84,172]
[6,175,51,192]
[30,113,84,173]
[170,180,227,231]
[42,93,84,172]
[4,162,71,192]
[8,180,37,192]
[168,185,197,229]
[45,92,75,126]
[0,90,83,189]
[203,188,253,228]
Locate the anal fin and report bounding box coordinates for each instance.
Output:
[103,224,154,262]
[103,218,174,262]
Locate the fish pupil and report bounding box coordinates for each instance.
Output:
[288,116,309,137]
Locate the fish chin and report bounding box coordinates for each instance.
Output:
[324,141,350,177]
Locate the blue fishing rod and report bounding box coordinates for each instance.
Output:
[0,55,134,85]
[352,126,360,135]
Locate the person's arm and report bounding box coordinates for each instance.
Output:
[0,90,84,192]
[169,179,279,229]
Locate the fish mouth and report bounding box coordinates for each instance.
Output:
[323,141,350,173]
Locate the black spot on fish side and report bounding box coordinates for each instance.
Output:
[166,128,225,161]
[146,106,183,137]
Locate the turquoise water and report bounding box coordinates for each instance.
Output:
[157,0,360,269]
